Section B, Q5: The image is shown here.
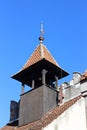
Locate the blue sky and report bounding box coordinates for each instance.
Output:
[0,0,87,128]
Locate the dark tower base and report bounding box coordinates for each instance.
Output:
[19,85,58,126]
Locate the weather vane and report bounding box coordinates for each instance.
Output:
[40,22,44,36]
[39,22,45,43]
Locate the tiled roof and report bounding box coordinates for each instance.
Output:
[22,43,59,70]
[81,70,87,81]
[1,96,81,130]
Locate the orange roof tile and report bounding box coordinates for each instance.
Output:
[1,96,81,130]
[81,70,87,81]
[22,43,59,71]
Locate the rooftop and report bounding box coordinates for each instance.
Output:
[22,43,59,71]
[1,96,81,130]
[12,42,69,86]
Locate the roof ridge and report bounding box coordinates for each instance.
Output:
[43,44,59,67]
[40,43,44,58]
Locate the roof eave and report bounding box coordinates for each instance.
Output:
[11,59,69,86]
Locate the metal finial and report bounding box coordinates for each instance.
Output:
[40,22,44,36]
[39,22,44,42]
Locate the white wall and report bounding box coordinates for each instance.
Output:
[81,82,87,94]
[43,97,86,130]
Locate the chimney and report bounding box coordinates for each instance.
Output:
[10,101,19,122]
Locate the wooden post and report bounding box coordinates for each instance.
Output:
[55,76,59,90]
[21,83,25,94]
[32,80,35,89]
[41,69,47,85]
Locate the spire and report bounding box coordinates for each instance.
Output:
[39,22,44,43]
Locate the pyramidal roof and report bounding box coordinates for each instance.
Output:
[12,40,69,86]
[12,27,69,85]
[22,43,60,71]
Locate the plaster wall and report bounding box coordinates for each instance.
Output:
[64,84,81,102]
[80,82,87,94]
[43,98,86,130]
[80,82,87,128]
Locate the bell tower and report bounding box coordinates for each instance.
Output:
[11,25,69,126]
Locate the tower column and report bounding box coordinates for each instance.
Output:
[21,83,25,94]
[32,80,35,89]
[41,69,47,85]
[55,76,59,90]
